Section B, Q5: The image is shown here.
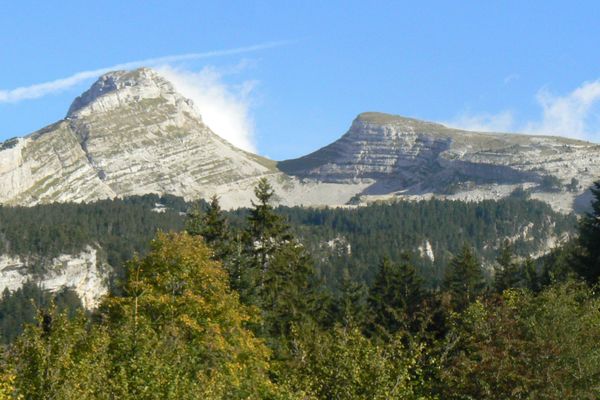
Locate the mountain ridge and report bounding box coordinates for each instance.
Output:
[280,111,600,212]
[1,67,599,213]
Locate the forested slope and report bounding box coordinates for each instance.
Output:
[0,195,576,287]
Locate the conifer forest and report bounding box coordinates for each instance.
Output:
[0,179,599,399]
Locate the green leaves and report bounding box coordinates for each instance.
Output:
[282,324,434,400]
[437,282,600,400]
[5,233,281,399]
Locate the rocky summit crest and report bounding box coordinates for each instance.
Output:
[279,112,600,213]
[1,69,599,213]
[0,68,279,207]
[67,68,196,119]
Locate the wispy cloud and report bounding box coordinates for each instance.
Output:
[0,41,288,103]
[523,80,600,139]
[503,73,520,85]
[156,65,258,152]
[445,110,514,133]
[447,79,600,142]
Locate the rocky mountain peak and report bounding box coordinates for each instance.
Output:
[352,112,453,139]
[67,67,195,118]
[279,112,600,213]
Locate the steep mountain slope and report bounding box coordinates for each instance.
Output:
[0,122,115,204]
[1,69,599,212]
[0,68,277,206]
[279,112,600,212]
[0,68,365,208]
[66,68,276,197]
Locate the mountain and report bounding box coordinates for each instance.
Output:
[0,68,279,207]
[1,68,599,213]
[0,68,365,208]
[279,112,600,213]
[1,69,598,310]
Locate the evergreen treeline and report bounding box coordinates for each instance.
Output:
[0,283,81,344]
[0,194,188,266]
[0,189,578,346]
[276,197,576,286]
[0,179,598,398]
[0,192,574,290]
[0,179,598,399]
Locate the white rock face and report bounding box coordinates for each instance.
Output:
[0,68,274,206]
[0,246,109,309]
[0,124,115,204]
[0,68,368,209]
[418,240,435,262]
[280,112,600,212]
[0,71,599,213]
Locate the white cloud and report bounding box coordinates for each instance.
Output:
[0,41,287,103]
[445,110,515,133]
[447,79,600,142]
[156,65,258,152]
[523,80,600,140]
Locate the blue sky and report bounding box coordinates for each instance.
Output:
[1,1,600,159]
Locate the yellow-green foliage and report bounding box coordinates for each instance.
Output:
[10,312,111,400]
[102,232,277,399]
[6,232,290,400]
[281,324,435,400]
[0,368,22,400]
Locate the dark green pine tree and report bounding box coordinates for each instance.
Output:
[575,181,600,284]
[443,244,486,311]
[245,178,293,271]
[185,196,244,292]
[522,257,542,292]
[184,201,204,238]
[242,178,318,339]
[201,196,229,244]
[332,269,369,329]
[186,196,233,261]
[367,256,425,338]
[494,240,522,292]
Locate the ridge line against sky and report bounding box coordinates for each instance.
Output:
[0,41,290,103]
[2,1,600,159]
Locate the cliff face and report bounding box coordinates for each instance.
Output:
[0,246,109,309]
[1,70,599,213]
[66,68,277,198]
[279,112,600,212]
[1,80,599,305]
[0,123,114,204]
[0,68,275,206]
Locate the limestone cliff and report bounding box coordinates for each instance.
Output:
[0,246,109,309]
[1,71,599,213]
[279,112,600,213]
[0,68,276,206]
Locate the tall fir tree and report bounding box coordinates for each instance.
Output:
[199,196,230,247]
[442,245,486,311]
[332,268,369,329]
[185,195,239,285]
[184,201,204,238]
[367,256,425,337]
[242,178,318,339]
[494,240,522,292]
[522,256,542,292]
[575,180,600,284]
[185,196,230,255]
